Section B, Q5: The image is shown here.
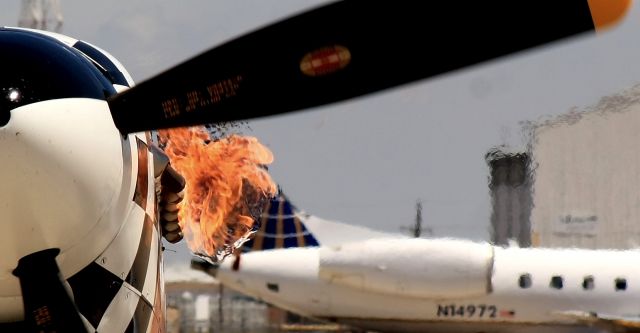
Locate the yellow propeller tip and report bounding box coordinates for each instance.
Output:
[588,0,633,32]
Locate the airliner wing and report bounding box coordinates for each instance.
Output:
[555,310,640,329]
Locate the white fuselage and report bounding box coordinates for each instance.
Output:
[0,27,165,332]
[216,238,640,333]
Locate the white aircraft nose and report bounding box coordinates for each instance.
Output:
[0,98,126,318]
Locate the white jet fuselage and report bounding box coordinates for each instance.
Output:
[216,238,640,333]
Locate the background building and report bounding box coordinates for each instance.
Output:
[165,266,278,333]
[485,147,532,247]
[165,263,340,333]
[525,84,640,249]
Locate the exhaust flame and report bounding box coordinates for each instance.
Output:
[158,127,277,261]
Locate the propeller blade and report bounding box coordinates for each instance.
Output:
[109,0,630,134]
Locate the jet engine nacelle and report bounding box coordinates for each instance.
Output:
[318,238,494,299]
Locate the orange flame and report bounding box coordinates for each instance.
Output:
[158,127,277,260]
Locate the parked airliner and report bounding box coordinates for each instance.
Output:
[196,193,640,333]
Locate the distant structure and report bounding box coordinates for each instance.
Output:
[18,0,63,32]
[167,283,275,333]
[400,200,433,237]
[413,200,423,237]
[485,146,532,247]
[194,295,211,333]
[165,261,328,333]
[525,84,640,249]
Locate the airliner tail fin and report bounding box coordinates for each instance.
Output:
[243,191,320,252]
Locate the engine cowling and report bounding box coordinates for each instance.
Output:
[0,28,134,322]
[318,238,494,299]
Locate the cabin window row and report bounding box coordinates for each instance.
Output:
[518,274,627,291]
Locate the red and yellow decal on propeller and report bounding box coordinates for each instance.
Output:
[300,45,351,77]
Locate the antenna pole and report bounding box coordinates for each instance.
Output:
[414,200,422,238]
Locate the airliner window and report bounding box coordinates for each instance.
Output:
[550,276,563,289]
[582,276,595,290]
[518,274,532,289]
[615,278,627,291]
[266,282,279,292]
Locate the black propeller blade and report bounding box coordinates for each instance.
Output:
[108,0,630,134]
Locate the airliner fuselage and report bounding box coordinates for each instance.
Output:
[216,238,640,333]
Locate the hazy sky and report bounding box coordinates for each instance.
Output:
[4,1,640,264]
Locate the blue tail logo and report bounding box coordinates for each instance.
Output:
[243,191,319,251]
